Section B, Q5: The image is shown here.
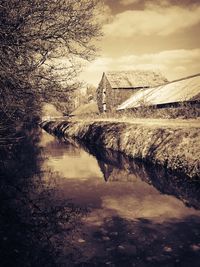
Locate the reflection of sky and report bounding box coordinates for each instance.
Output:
[41,131,103,180]
[46,150,103,180]
[41,131,200,226]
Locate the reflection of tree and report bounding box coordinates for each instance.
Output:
[0,127,84,266]
[44,138,81,158]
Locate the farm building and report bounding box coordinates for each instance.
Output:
[117,73,200,110]
[96,70,168,112]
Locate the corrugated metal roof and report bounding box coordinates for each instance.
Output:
[118,73,200,110]
[105,70,168,89]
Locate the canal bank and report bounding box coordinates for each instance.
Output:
[40,119,200,179]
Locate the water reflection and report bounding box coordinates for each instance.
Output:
[39,131,200,266]
[86,146,200,210]
[43,133,200,218]
[0,127,84,267]
[43,136,103,180]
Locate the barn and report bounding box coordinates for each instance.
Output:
[96,70,168,113]
[117,73,200,110]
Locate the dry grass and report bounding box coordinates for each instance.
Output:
[41,119,200,178]
[118,103,200,120]
[73,102,200,121]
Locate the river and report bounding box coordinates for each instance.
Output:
[39,129,200,267]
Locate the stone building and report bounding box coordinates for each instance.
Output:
[96,70,168,112]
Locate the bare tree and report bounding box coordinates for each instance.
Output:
[0,0,102,122]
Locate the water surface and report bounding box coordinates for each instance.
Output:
[40,130,200,267]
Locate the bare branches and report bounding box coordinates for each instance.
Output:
[0,0,102,121]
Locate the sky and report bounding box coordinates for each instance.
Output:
[80,0,200,86]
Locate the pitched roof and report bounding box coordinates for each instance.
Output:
[105,70,168,89]
[117,73,200,110]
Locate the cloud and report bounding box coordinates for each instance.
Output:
[80,49,200,85]
[103,4,200,37]
[117,49,200,67]
[119,0,140,5]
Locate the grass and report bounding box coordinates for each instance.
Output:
[118,102,200,120]
[41,118,200,178]
[72,102,200,120]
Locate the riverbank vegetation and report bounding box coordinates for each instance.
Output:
[41,119,200,179]
[70,101,200,120]
[117,102,200,120]
[0,1,102,265]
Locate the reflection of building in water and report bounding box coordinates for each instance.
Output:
[98,161,114,182]
[95,149,200,210]
[97,159,141,183]
[94,148,149,183]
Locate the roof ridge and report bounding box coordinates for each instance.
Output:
[169,73,200,83]
[150,72,200,89]
[105,70,160,74]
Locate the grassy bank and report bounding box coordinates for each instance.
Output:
[40,119,200,179]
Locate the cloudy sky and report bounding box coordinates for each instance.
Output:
[80,0,200,86]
